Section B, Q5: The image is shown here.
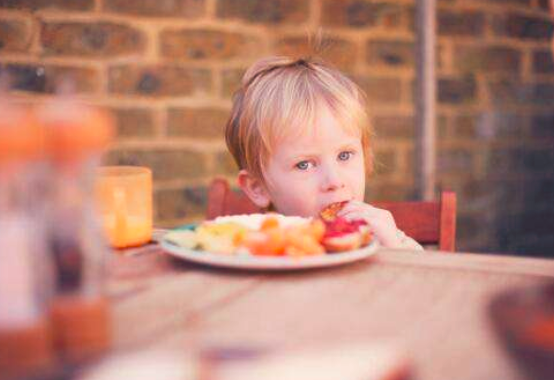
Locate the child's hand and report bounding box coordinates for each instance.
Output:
[336,201,401,248]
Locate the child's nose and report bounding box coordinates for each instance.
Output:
[320,165,345,192]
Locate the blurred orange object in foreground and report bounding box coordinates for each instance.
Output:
[490,281,554,380]
[95,166,153,249]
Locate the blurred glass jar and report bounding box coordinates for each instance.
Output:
[95,166,153,249]
[0,97,54,378]
[37,95,114,362]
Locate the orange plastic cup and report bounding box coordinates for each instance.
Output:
[95,166,152,249]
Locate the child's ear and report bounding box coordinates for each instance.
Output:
[237,169,271,208]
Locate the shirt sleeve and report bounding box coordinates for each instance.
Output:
[392,229,424,251]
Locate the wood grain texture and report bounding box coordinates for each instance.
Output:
[109,248,554,380]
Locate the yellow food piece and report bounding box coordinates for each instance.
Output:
[196,222,250,254]
[165,230,198,249]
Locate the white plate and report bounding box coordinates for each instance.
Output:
[160,232,380,271]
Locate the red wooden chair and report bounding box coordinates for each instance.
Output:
[206,177,457,252]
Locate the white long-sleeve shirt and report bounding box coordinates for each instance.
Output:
[391,229,424,251]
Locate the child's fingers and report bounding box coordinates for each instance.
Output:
[340,203,397,229]
[341,210,371,223]
[338,201,383,219]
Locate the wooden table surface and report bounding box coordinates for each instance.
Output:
[107,247,554,380]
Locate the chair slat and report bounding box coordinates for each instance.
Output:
[206,178,259,220]
[373,201,441,244]
[439,191,457,251]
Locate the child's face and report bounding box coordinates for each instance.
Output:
[263,105,366,218]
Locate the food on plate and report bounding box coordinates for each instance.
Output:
[195,222,250,254]
[165,212,373,258]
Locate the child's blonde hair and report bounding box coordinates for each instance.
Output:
[225,56,372,181]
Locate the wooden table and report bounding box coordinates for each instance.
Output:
[107,248,554,380]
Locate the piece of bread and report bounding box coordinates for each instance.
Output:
[320,217,373,253]
[358,224,374,246]
[319,201,348,221]
[322,232,362,252]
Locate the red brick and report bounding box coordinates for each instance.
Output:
[449,114,481,140]
[0,18,32,53]
[322,0,407,29]
[108,64,212,97]
[41,22,146,58]
[155,186,207,221]
[366,39,413,67]
[167,107,229,139]
[486,79,526,105]
[216,0,308,24]
[373,148,398,175]
[491,14,553,41]
[354,75,402,104]
[275,36,357,71]
[365,181,414,202]
[0,0,93,11]
[454,45,521,73]
[438,148,474,174]
[0,63,100,94]
[104,149,207,181]
[221,68,245,99]
[437,114,449,139]
[45,65,101,93]
[103,0,206,18]
[532,50,554,74]
[373,115,414,139]
[160,29,261,61]
[438,10,485,37]
[438,76,477,104]
[450,115,477,139]
[487,80,554,106]
[111,107,156,138]
[475,112,524,139]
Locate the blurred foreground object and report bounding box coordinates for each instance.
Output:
[201,343,410,380]
[37,93,114,364]
[0,97,54,379]
[95,166,153,249]
[490,281,554,380]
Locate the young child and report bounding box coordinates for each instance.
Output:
[225,56,422,250]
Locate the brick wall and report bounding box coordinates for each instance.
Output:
[1,0,553,256]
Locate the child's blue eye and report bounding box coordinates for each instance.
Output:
[338,151,353,161]
[295,161,313,170]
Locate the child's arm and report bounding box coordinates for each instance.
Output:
[337,201,424,251]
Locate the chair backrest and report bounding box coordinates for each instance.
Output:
[372,192,456,252]
[206,178,260,220]
[206,177,457,252]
